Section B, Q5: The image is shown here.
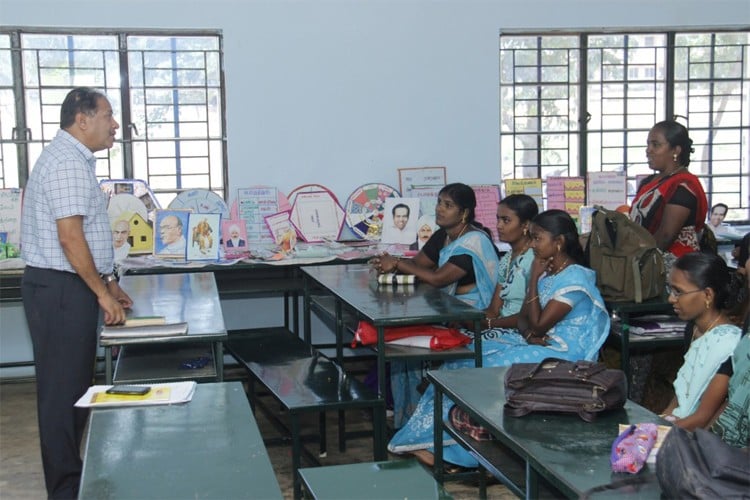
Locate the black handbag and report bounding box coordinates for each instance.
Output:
[656,426,750,499]
[503,358,627,422]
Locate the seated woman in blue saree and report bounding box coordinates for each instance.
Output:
[371,183,501,427]
[483,194,538,333]
[388,209,611,468]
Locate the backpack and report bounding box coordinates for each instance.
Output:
[584,205,665,303]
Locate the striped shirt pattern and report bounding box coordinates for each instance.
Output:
[21,130,114,273]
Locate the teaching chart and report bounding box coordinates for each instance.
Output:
[587,172,627,209]
[398,166,446,218]
[504,178,544,209]
[546,177,586,216]
[237,186,279,244]
[471,184,501,241]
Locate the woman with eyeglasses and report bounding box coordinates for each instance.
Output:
[660,252,743,429]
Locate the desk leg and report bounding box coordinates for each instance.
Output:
[474,319,483,367]
[292,289,299,337]
[215,341,224,382]
[433,385,444,484]
[373,403,386,460]
[525,462,537,500]
[620,312,631,397]
[105,346,113,384]
[303,275,312,345]
[284,290,290,331]
[292,415,303,500]
[377,326,386,401]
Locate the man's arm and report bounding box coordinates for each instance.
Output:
[56,215,127,325]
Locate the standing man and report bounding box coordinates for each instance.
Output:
[21,87,132,499]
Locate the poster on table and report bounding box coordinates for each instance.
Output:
[470,184,501,241]
[100,179,161,220]
[380,198,421,245]
[504,178,544,209]
[0,188,22,259]
[546,177,586,216]
[344,183,400,240]
[237,186,279,244]
[289,190,344,242]
[264,210,297,253]
[397,166,446,218]
[153,209,191,259]
[587,172,627,210]
[221,219,249,255]
[186,212,221,261]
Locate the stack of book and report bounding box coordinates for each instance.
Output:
[627,315,687,337]
[100,316,188,339]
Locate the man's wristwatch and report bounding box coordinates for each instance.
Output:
[100,273,117,284]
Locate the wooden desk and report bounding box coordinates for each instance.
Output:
[78,381,282,499]
[101,272,227,384]
[429,366,666,499]
[302,264,485,400]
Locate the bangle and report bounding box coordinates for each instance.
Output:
[394,256,401,272]
[485,315,493,330]
[526,295,539,304]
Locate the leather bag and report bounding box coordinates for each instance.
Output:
[655,426,750,499]
[503,358,627,422]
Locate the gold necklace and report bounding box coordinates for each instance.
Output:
[550,257,569,275]
[447,223,468,242]
[694,313,724,339]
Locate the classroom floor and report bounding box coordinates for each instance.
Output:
[0,373,516,500]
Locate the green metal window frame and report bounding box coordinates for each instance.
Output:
[0,27,228,207]
[499,29,749,220]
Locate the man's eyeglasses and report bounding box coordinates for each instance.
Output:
[665,283,704,298]
[159,224,179,231]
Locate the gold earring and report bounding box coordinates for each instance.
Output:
[705,298,711,310]
[673,153,678,162]
[523,228,528,236]
[556,244,561,253]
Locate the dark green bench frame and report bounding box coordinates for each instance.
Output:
[226,327,386,500]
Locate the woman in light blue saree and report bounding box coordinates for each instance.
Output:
[388,209,611,468]
[371,183,501,427]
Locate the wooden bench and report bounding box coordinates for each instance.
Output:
[299,459,452,500]
[226,327,386,500]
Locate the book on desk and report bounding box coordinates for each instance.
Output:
[101,321,189,339]
[75,381,197,408]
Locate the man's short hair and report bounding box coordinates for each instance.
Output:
[392,203,410,217]
[60,87,107,129]
[711,203,729,215]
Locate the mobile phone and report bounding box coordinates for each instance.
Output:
[105,385,151,396]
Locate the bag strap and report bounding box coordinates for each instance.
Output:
[503,402,532,418]
[631,256,643,303]
[580,474,653,500]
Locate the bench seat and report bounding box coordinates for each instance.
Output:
[226,327,386,499]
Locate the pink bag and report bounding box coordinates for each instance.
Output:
[610,423,658,474]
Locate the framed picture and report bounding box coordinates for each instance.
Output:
[264,210,297,253]
[380,198,420,245]
[187,213,221,261]
[153,209,191,259]
[222,219,249,254]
